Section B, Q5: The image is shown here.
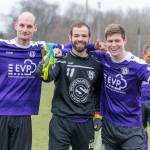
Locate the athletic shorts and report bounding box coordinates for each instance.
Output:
[49,115,94,150]
[101,119,145,150]
[141,102,150,128]
[0,116,32,150]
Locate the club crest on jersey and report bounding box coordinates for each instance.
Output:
[28,51,36,58]
[121,67,129,75]
[87,70,95,80]
[69,78,90,103]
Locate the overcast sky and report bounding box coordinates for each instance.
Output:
[0,0,150,31]
[0,0,150,15]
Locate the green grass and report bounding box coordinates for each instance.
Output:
[32,82,150,150]
[32,82,53,150]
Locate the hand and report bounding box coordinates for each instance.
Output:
[54,48,62,58]
[95,41,107,52]
[93,118,102,131]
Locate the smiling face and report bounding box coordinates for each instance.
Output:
[142,46,150,64]
[106,33,127,60]
[14,12,38,46]
[69,23,91,57]
[105,24,128,60]
[70,26,90,52]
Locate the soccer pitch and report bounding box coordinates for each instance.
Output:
[32,82,150,150]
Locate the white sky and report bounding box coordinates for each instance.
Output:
[0,0,150,31]
[0,0,150,15]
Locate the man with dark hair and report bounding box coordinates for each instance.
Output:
[88,24,150,149]
[36,21,103,150]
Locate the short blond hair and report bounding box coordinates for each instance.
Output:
[142,44,150,54]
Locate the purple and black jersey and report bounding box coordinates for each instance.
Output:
[90,51,150,127]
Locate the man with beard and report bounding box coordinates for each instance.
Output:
[36,21,103,150]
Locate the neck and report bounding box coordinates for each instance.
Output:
[72,48,88,58]
[113,50,128,61]
[15,38,30,46]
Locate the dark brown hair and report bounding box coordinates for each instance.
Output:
[104,24,126,40]
[70,21,91,37]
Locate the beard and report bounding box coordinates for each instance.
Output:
[72,42,88,52]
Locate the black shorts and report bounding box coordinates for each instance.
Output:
[0,116,32,150]
[141,102,150,128]
[101,119,145,150]
[49,115,94,150]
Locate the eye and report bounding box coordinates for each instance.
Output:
[73,34,79,37]
[19,24,24,27]
[114,39,120,43]
[82,35,88,38]
[27,25,33,29]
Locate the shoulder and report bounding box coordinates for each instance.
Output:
[126,52,146,65]
[89,54,103,70]
[91,55,101,63]
[0,39,15,45]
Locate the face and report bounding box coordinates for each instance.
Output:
[14,14,37,45]
[106,33,127,60]
[143,51,150,64]
[69,26,91,53]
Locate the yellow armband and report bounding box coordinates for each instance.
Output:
[94,112,103,120]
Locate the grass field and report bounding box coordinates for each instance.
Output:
[32,82,150,150]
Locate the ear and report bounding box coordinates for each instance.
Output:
[89,35,91,42]
[124,37,128,45]
[69,34,71,42]
[34,24,38,32]
[14,22,17,30]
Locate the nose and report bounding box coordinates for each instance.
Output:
[78,36,83,41]
[22,27,28,32]
[111,41,116,46]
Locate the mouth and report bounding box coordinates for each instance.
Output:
[22,34,28,36]
[111,49,117,52]
[21,32,28,36]
[76,42,86,47]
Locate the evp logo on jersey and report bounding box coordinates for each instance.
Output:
[8,59,36,78]
[104,73,127,93]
